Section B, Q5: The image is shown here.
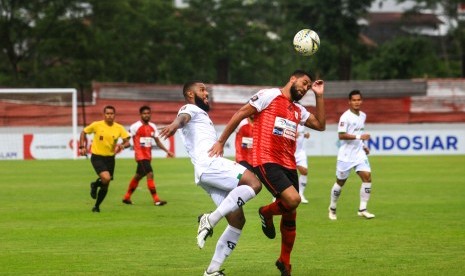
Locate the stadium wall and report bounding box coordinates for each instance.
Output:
[1,123,463,160]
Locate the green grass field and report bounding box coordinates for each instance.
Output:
[1,155,464,275]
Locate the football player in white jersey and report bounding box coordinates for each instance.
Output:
[295,124,310,203]
[159,81,262,276]
[328,90,375,220]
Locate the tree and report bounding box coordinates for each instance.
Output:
[0,0,90,86]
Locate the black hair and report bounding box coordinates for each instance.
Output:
[349,90,362,99]
[139,105,151,114]
[291,69,313,81]
[183,80,202,98]
[103,105,115,113]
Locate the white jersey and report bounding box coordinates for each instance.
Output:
[295,124,308,167]
[337,109,368,163]
[178,104,217,183]
[295,124,306,153]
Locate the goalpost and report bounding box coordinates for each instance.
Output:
[0,88,78,159]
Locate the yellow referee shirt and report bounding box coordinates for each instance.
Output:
[84,120,130,156]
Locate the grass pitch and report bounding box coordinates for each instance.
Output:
[1,155,464,275]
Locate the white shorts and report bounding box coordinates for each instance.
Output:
[198,158,247,206]
[295,150,308,168]
[336,159,371,180]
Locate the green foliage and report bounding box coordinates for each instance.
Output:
[0,156,465,275]
[355,37,454,79]
[0,0,462,88]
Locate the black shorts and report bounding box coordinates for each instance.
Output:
[136,160,153,176]
[253,163,298,197]
[91,154,115,179]
[238,160,253,171]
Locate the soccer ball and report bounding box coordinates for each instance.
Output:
[293,29,320,56]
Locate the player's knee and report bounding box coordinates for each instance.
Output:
[243,171,262,194]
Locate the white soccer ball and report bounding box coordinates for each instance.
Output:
[293,29,320,56]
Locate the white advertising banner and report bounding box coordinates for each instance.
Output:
[302,123,465,156]
[0,123,464,160]
[0,134,23,160]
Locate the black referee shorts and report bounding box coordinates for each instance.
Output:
[91,154,115,179]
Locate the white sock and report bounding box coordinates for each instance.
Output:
[207,225,241,273]
[299,175,307,196]
[329,183,342,209]
[359,182,372,210]
[209,185,256,227]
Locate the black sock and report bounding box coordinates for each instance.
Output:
[95,185,108,207]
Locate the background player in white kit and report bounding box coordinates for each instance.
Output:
[295,124,310,204]
[328,90,375,220]
[159,81,262,276]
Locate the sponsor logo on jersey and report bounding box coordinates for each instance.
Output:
[273,128,284,136]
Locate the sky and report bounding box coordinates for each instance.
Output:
[370,0,416,12]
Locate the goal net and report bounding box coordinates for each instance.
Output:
[0,89,78,160]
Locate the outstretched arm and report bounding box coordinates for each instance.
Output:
[304,80,326,131]
[209,103,256,157]
[159,113,191,140]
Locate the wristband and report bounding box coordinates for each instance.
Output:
[79,146,85,149]
[355,135,361,140]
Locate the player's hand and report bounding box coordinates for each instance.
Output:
[364,146,370,155]
[304,132,310,139]
[208,141,224,157]
[79,148,87,156]
[361,133,371,140]
[166,151,175,158]
[311,80,324,96]
[114,144,124,154]
[159,125,177,140]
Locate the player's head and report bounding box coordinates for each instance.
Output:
[183,81,210,112]
[289,69,313,102]
[139,105,151,123]
[103,105,116,124]
[348,90,363,111]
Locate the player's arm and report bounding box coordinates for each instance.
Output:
[115,136,131,154]
[304,80,325,131]
[159,113,191,140]
[154,137,174,157]
[339,132,371,141]
[79,130,88,156]
[209,103,256,157]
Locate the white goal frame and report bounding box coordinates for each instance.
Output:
[0,88,78,159]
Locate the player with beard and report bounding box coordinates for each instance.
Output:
[159,81,262,276]
[209,70,326,276]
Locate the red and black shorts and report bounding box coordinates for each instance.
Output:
[253,163,298,197]
[91,154,115,179]
[136,159,153,176]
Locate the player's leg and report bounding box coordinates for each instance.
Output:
[297,165,308,203]
[90,155,113,212]
[276,209,296,276]
[356,162,374,218]
[254,164,299,240]
[197,158,260,250]
[255,164,298,274]
[123,163,143,204]
[137,160,166,206]
[200,158,260,228]
[295,151,309,203]
[204,208,244,275]
[93,170,111,212]
[328,161,351,220]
